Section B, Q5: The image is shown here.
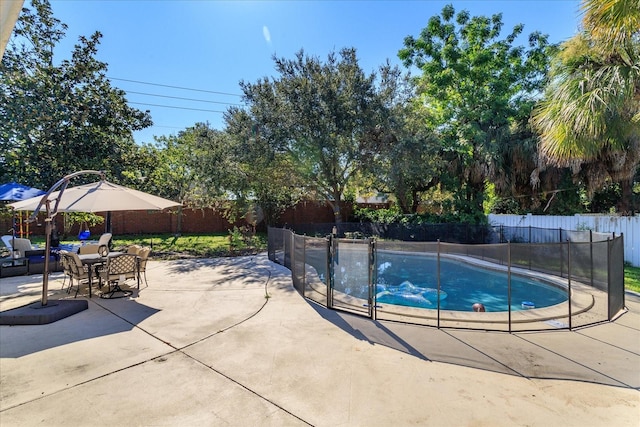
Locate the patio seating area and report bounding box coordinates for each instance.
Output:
[0,236,61,278]
[0,254,638,426]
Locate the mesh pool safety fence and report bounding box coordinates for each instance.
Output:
[268,223,626,331]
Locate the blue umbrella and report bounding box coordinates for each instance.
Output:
[0,182,45,201]
[1,182,46,244]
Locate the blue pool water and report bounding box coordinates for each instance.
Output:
[333,251,568,312]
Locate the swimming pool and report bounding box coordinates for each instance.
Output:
[333,251,568,312]
[269,226,623,330]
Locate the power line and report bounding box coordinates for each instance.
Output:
[126,90,243,106]
[129,102,228,113]
[109,76,242,97]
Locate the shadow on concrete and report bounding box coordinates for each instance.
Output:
[165,256,299,294]
[0,298,160,358]
[308,301,429,361]
[0,299,88,325]
[307,297,640,389]
[167,256,262,274]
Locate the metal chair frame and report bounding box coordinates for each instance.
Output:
[65,252,90,297]
[99,254,138,299]
[136,247,151,288]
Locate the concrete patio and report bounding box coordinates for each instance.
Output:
[1,254,638,426]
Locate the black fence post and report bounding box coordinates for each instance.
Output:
[560,240,564,278]
[368,238,376,320]
[290,232,296,288]
[301,236,306,296]
[508,240,512,333]
[568,238,572,331]
[607,236,612,320]
[590,230,594,287]
[621,233,625,312]
[528,225,532,270]
[326,234,334,309]
[437,239,441,329]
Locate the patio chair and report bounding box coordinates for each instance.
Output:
[1,235,14,251]
[10,238,38,258]
[66,252,90,297]
[98,253,138,299]
[58,250,73,292]
[78,233,113,255]
[97,233,112,248]
[1,235,15,258]
[136,246,151,288]
[127,244,141,255]
[78,244,99,255]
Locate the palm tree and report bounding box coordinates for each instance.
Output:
[532,0,640,213]
[583,0,640,54]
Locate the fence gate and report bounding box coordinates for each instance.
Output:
[328,237,375,318]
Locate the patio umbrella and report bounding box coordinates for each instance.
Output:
[8,171,181,307]
[0,182,45,201]
[9,180,180,212]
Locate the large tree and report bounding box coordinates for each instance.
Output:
[224,109,303,225]
[0,0,152,188]
[236,48,386,222]
[359,64,443,214]
[532,0,640,214]
[399,4,555,218]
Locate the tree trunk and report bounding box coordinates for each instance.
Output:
[465,181,485,216]
[411,188,420,214]
[618,177,633,215]
[327,199,342,224]
[396,186,411,214]
[333,202,342,223]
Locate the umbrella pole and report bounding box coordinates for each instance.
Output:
[41,202,52,306]
[105,211,111,233]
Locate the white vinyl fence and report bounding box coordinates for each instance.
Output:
[488,214,639,267]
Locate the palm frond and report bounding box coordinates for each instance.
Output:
[581,0,640,50]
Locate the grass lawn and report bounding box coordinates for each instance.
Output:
[28,232,267,259]
[111,232,267,258]
[626,265,640,293]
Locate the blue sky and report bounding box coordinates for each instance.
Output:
[47,0,582,144]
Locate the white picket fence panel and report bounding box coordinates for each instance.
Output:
[488,214,639,267]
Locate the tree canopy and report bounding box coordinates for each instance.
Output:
[0,0,152,189]
[398,4,556,218]
[2,0,633,227]
[232,48,389,222]
[357,64,443,214]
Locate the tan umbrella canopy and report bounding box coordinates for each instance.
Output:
[10,180,180,212]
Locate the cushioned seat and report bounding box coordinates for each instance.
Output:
[6,238,38,258]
